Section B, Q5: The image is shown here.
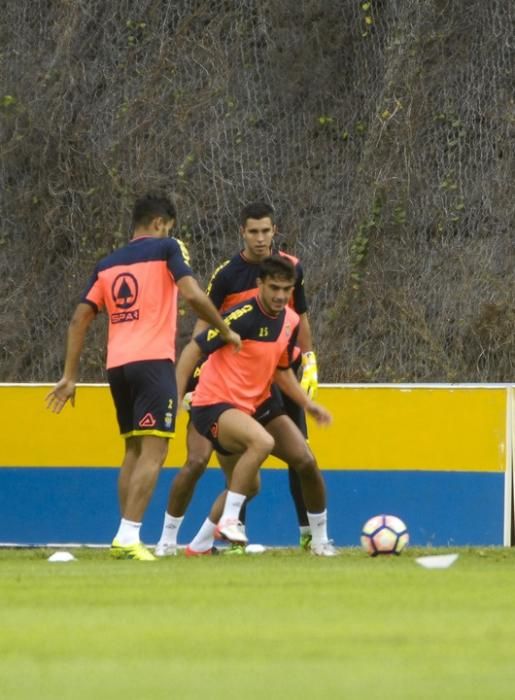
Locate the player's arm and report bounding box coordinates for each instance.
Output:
[188,260,230,338]
[45,303,96,413]
[190,317,209,338]
[273,367,331,426]
[292,262,318,399]
[176,339,203,405]
[297,312,318,399]
[297,312,313,354]
[190,301,254,369]
[177,276,240,351]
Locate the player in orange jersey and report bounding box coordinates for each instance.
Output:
[176,256,338,557]
[46,194,240,561]
[156,202,320,555]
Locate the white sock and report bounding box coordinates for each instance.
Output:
[115,518,142,546]
[157,513,184,546]
[189,518,216,552]
[307,510,328,546]
[299,525,311,537]
[222,491,246,521]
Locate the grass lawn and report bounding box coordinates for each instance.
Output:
[1,546,515,699]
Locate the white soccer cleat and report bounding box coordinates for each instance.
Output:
[310,540,339,557]
[215,518,248,544]
[154,542,178,557]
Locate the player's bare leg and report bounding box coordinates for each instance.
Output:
[167,422,213,516]
[190,409,273,546]
[155,422,212,556]
[279,389,312,548]
[266,415,337,557]
[186,458,260,556]
[111,435,169,561]
[217,454,261,554]
[216,410,273,490]
[288,467,312,549]
[209,458,261,524]
[265,415,325,511]
[123,435,169,522]
[118,436,141,514]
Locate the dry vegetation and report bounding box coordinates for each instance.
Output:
[0,0,513,382]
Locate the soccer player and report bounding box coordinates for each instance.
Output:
[176,255,337,557]
[156,202,319,555]
[46,194,240,561]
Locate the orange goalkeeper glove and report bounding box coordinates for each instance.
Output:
[300,351,318,399]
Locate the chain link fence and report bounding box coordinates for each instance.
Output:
[1,0,513,381]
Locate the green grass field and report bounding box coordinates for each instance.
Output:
[2,547,515,700]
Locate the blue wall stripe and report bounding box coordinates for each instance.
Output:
[0,468,504,547]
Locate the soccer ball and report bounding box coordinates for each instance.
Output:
[361,514,409,556]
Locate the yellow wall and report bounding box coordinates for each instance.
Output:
[0,384,508,472]
[308,386,507,472]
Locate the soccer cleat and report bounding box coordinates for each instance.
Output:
[310,540,339,557]
[214,518,248,544]
[184,545,219,557]
[110,539,156,561]
[223,543,246,556]
[154,542,177,557]
[299,533,313,551]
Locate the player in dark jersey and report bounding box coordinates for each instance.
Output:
[177,256,336,556]
[46,194,240,561]
[155,203,322,556]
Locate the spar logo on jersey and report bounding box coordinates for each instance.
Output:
[111,272,139,323]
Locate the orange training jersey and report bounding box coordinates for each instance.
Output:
[206,250,308,313]
[192,297,300,414]
[81,236,193,369]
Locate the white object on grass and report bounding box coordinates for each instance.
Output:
[415,553,459,569]
[245,544,266,554]
[48,551,76,563]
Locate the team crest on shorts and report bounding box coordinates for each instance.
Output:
[164,412,173,429]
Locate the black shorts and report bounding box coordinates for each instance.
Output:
[254,388,287,426]
[259,382,308,438]
[107,359,177,438]
[190,403,235,456]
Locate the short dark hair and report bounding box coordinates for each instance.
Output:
[132,194,176,227]
[258,254,296,283]
[239,201,275,227]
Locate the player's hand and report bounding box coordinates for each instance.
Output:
[300,351,318,399]
[221,328,242,351]
[182,391,193,412]
[305,400,332,427]
[45,378,76,414]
